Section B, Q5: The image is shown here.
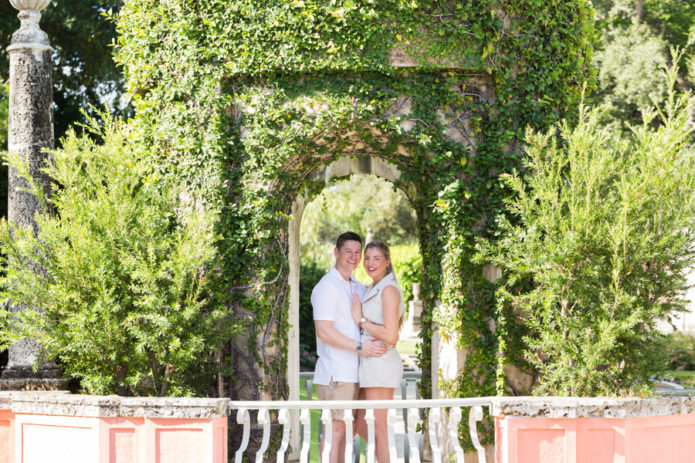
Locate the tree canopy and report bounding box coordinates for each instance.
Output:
[0,0,127,142]
[593,0,695,127]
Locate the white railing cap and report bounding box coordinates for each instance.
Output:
[230,397,494,410]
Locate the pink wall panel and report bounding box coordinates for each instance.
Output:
[109,429,135,463]
[583,429,616,463]
[21,422,95,463]
[497,414,695,463]
[628,416,695,463]
[156,428,204,463]
[0,418,11,463]
[517,429,566,463]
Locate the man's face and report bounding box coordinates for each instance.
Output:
[334,240,362,275]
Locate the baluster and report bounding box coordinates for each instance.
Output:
[277,409,291,463]
[469,406,486,463]
[406,408,421,463]
[386,408,398,463]
[234,408,251,463]
[321,409,333,463]
[448,408,464,463]
[256,409,271,463]
[300,409,311,463]
[401,379,409,463]
[428,407,441,463]
[343,408,354,463]
[365,408,376,463]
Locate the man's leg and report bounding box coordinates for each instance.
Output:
[317,381,358,463]
[331,419,347,463]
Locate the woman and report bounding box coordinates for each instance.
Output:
[351,241,404,463]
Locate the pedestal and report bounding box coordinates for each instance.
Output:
[1,1,66,390]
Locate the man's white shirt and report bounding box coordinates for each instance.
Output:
[312,266,366,385]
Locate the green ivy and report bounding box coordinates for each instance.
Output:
[113,0,595,445]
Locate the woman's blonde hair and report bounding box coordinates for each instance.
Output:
[365,241,404,328]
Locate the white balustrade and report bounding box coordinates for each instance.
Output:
[228,397,491,463]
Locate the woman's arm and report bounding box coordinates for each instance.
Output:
[360,286,400,345]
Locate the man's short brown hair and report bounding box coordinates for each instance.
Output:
[336,231,362,250]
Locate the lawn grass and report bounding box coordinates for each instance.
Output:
[300,383,321,463]
[665,370,695,388]
[396,340,419,355]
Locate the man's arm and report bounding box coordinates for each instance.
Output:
[314,320,386,357]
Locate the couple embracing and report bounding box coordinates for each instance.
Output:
[312,231,405,463]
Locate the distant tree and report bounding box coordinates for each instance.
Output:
[593,0,695,128]
[300,174,417,267]
[0,1,128,141]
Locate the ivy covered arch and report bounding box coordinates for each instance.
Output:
[115,0,595,403]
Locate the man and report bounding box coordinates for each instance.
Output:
[312,231,386,463]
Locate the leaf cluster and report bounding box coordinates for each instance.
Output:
[0,115,238,396]
[481,67,695,396]
[111,0,595,413]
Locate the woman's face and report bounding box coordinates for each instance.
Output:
[363,247,390,281]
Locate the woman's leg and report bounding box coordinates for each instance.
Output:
[354,388,367,441]
[362,387,395,463]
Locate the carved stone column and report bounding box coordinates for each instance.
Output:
[1,0,67,389]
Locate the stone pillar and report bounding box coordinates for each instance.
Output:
[1,0,66,389]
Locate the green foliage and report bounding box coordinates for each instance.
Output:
[390,244,422,308]
[481,68,695,396]
[0,115,237,396]
[301,174,417,268]
[113,0,595,411]
[299,259,324,368]
[592,0,695,128]
[664,333,695,371]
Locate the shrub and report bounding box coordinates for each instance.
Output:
[0,115,237,396]
[665,333,695,371]
[299,258,325,368]
[480,62,695,396]
[391,244,423,308]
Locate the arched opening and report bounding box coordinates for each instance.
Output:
[285,154,427,457]
[298,173,421,372]
[287,155,422,406]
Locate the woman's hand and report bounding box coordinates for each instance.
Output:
[351,293,363,325]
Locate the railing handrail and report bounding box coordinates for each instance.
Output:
[229,397,494,410]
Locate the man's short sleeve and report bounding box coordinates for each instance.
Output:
[312,282,335,321]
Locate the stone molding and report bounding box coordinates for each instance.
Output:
[4,392,229,419]
[8,0,53,53]
[492,396,695,419]
[10,0,51,10]
[4,393,695,421]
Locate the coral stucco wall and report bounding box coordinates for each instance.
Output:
[0,409,13,463]
[0,394,228,463]
[495,413,695,463]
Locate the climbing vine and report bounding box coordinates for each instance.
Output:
[114,0,595,442]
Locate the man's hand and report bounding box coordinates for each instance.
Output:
[360,338,387,357]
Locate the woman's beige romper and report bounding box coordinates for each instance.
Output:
[358,272,404,388]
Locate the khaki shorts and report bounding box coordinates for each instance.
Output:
[316,379,359,420]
